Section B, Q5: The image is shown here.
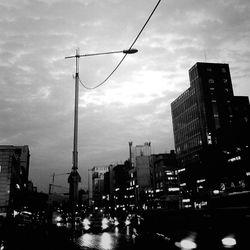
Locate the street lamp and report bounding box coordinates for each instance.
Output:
[65,48,138,59]
[65,47,138,232]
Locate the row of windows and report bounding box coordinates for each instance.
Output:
[171,87,195,107]
[190,65,228,83]
[172,93,196,118]
[156,182,164,188]
[176,135,202,155]
[173,105,199,133]
[206,66,227,73]
[155,170,178,178]
[174,119,200,145]
[208,78,229,86]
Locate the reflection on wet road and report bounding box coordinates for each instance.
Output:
[76,229,135,250]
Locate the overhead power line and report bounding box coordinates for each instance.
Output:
[80,0,162,90]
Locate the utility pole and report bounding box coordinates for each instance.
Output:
[66,49,81,233]
[65,47,137,233]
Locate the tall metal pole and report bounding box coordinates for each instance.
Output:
[65,47,137,233]
[68,49,81,233]
[73,49,79,172]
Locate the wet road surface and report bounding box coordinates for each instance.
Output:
[75,229,136,250]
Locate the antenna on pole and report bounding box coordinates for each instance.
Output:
[204,50,207,62]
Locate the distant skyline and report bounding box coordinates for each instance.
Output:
[1,0,250,193]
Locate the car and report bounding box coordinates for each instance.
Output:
[82,212,113,233]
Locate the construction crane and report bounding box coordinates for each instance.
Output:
[48,172,70,194]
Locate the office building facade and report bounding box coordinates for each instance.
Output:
[0,145,30,216]
[152,151,179,209]
[91,165,109,206]
[171,62,250,208]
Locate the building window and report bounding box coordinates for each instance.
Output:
[168,187,180,192]
[165,170,174,175]
[207,133,212,144]
[168,176,177,180]
[178,168,186,173]
[206,67,212,72]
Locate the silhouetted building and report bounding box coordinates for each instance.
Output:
[152,150,179,209]
[112,163,130,211]
[171,62,250,208]
[0,145,30,216]
[127,142,153,210]
[91,165,109,207]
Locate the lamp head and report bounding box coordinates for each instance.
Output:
[123,48,138,54]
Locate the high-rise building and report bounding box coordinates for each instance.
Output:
[0,145,30,216]
[127,142,153,210]
[91,165,109,206]
[171,62,250,208]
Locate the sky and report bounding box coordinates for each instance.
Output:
[0,0,250,193]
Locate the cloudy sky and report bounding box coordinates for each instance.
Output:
[1,0,250,193]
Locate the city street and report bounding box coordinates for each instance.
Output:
[75,230,136,250]
[1,207,250,250]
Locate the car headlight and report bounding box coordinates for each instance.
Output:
[55,216,62,222]
[125,219,131,226]
[221,235,236,248]
[175,238,197,250]
[114,218,119,226]
[102,218,109,229]
[83,218,91,230]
